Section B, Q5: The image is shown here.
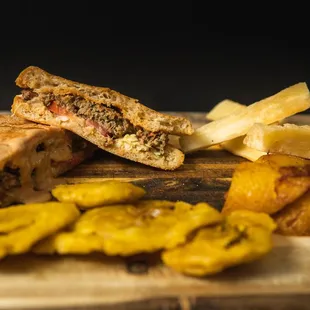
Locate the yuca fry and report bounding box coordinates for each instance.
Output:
[221,137,266,161]
[33,200,223,256]
[207,99,283,124]
[52,180,146,209]
[206,100,266,161]
[222,154,310,215]
[180,83,310,153]
[206,99,246,120]
[0,202,80,259]
[162,210,276,277]
[244,123,310,159]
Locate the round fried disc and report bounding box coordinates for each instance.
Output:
[0,202,80,259]
[51,180,146,209]
[161,210,277,277]
[34,200,223,256]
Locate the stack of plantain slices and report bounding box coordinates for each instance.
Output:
[0,179,276,277]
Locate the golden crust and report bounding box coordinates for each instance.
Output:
[0,114,66,169]
[15,66,194,135]
[12,97,185,170]
[0,201,80,259]
[0,113,95,175]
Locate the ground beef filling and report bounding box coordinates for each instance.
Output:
[0,168,21,203]
[21,90,168,155]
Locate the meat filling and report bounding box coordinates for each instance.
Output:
[0,167,21,206]
[21,90,168,155]
[0,135,94,207]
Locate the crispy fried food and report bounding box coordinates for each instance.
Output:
[256,152,310,166]
[220,136,266,162]
[205,100,266,161]
[34,200,223,256]
[180,82,310,153]
[222,154,310,215]
[51,180,146,209]
[0,202,80,259]
[273,191,310,236]
[206,99,246,120]
[244,123,310,159]
[162,210,276,277]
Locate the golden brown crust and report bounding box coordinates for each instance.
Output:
[0,113,94,174]
[15,66,194,135]
[0,114,64,169]
[12,96,185,170]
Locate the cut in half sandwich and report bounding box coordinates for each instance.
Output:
[0,115,96,207]
[12,66,194,170]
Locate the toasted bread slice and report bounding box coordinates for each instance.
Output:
[13,66,191,170]
[15,66,193,135]
[12,97,185,170]
[0,114,95,207]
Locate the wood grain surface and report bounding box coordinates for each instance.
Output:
[59,112,244,210]
[1,112,310,310]
[60,146,243,210]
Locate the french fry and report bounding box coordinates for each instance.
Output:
[206,99,266,161]
[221,136,266,161]
[244,123,310,159]
[207,99,283,125]
[206,99,246,120]
[180,83,310,153]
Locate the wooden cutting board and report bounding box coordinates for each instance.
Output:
[2,112,310,310]
[61,141,241,211]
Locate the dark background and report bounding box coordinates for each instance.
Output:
[1,1,310,112]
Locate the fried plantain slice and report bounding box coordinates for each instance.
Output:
[162,210,276,277]
[51,180,146,209]
[34,200,223,256]
[0,202,80,259]
[273,191,310,236]
[222,154,310,215]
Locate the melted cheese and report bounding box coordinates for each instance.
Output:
[1,136,73,206]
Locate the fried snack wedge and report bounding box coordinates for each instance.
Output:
[205,100,266,161]
[0,202,80,259]
[206,99,246,120]
[220,136,266,162]
[34,200,223,256]
[52,180,146,209]
[273,191,310,236]
[222,154,310,215]
[244,123,310,159]
[162,210,276,277]
[180,82,310,153]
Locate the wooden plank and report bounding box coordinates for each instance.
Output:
[57,110,247,208]
[0,236,310,309]
[58,147,242,208]
[0,112,310,310]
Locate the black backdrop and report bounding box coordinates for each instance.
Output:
[1,1,310,112]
